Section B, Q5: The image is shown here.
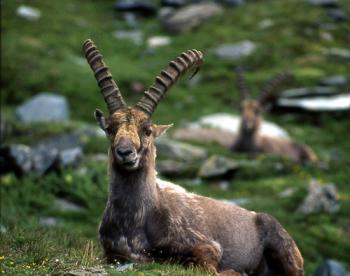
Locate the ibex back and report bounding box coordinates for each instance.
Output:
[83,39,304,275]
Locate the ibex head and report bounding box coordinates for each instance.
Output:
[235,66,292,134]
[83,39,203,171]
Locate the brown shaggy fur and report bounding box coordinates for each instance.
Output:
[94,106,304,275]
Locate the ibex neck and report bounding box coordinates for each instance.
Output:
[233,127,259,151]
[107,147,159,210]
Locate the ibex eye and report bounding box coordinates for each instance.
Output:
[144,126,152,136]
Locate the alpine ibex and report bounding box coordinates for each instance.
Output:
[174,67,317,163]
[83,39,304,275]
[231,66,317,163]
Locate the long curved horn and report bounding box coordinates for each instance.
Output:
[259,70,293,104]
[235,66,250,101]
[83,39,126,114]
[135,49,203,116]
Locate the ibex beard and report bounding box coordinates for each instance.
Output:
[83,39,304,276]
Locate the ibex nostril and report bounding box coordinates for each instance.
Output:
[117,148,133,158]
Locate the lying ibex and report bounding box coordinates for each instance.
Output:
[174,68,317,163]
[83,39,304,275]
[231,66,317,163]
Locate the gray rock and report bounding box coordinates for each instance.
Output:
[59,147,83,167]
[277,94,350,112]
[222,197,250,206]
[55,198,84,212]
[297,179,340,215]
[327,8,348,22]
[68,266,108,276]
[113,30,143,45]
[213,41,256,61]
[320,75,347,87]
[39,217,58,227]
[157,159,196,177]
[163,3,223,33]
[324,47,350,59]
[16,5,41,21]
[220,0,245,6]
[305,0,338,7]
[279,187,297,198]
[155,137,207,162]
[15,93,69,123]
[0,224,7,234]
[31,147,59,175]
[0,144,32,174]
[198,155,239,179]
[314,260,348,276]
[116,263,134,272]
[281,86,338,98]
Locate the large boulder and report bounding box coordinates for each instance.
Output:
[163,3,223,33]
[185,113,289,139]
[15,93,69,123]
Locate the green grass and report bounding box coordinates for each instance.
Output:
[1,0,350,275]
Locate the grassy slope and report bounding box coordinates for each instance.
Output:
[1,0,350,275]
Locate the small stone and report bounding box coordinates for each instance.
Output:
[219,0,245,6]
[147,36,171,48]
[59,147,83,167]
[39,217,58,227]
[115,263,134,272]
[55,198,84,212]
[163,3,223,33]
[0,144,32,175]
[279,187,296,198]
[327,8,348,22]
[16,5,41,21]
[156,137,207,162]
[297,179,340,215]
[198,155,239,179]
[31,146,59,175]
[68,265,108,276]
[15,93,69,123]
[258,19,274,29]
[0,224,7,234]
[212,41,256,61]
[157,159,196,177]
[320,75,347,87]
[161,0,187,8]
[314,259,348,276]
[114,0,157,16]
[305,0,339,8]
[324,47,350,59]
[222,197,250,206]
[113,30,143,45]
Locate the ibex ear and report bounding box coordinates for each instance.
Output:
[94,108,109,132]
[152,124,173,138]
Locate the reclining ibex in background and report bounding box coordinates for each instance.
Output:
[83,39,304,275]
[174,67,317,163]
[231,66,317,163]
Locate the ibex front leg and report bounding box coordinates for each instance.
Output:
[190,243,242,275]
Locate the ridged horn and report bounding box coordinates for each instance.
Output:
[235,66,250,101]
[259,70,293,104]
[135,49,203,116]
[83,39,126,114]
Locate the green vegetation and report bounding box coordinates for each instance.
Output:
[1,0,350,275]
